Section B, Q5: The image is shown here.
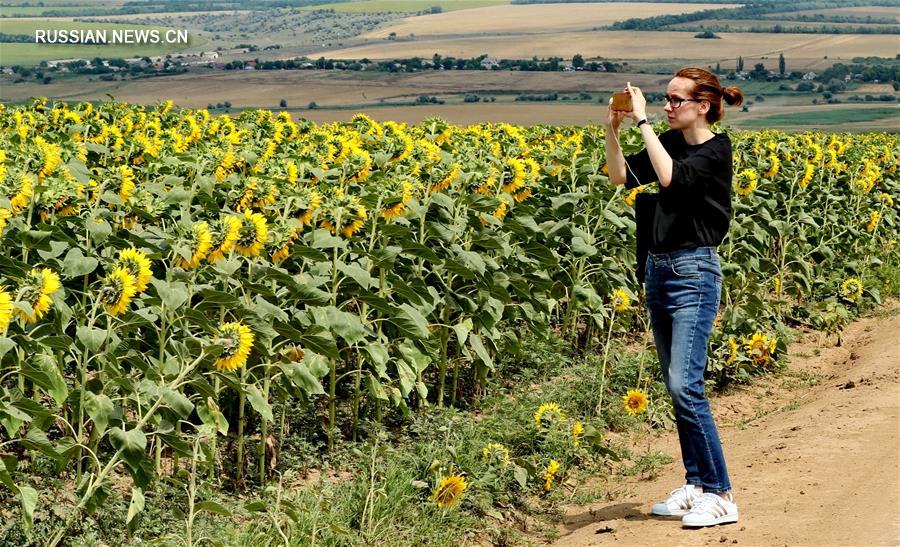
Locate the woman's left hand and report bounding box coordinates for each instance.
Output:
[625,82,647,121]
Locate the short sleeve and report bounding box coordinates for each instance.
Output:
[670,139,729,191]
[623,148,657,189]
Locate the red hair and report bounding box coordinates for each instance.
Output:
[675,67,744,124]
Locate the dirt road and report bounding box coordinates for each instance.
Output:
[556,304,900,547]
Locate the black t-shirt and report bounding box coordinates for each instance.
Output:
[624,129,732,253]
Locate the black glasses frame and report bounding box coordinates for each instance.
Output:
[663,95,702,108]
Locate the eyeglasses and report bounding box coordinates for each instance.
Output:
[664,95,702,109]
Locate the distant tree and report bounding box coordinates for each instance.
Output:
[308,101,318,109]
[223,101,232,108]
[737,56,744,72]
[572,53,584,69]
[778,52,786,75]
[715,62,720,74]
[279,99,287,108]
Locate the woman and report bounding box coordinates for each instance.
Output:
[604,68,744,528]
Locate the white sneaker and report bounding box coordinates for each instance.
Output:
[650,484,703,517]
[682,492,739,527]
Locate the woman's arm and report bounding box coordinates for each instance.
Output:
[626,83,674,188]
[604,97,629,186]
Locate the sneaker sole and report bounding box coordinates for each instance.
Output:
[651,507,690,517]
[682,513,739,527]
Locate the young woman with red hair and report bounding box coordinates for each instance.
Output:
[605,67,744,528]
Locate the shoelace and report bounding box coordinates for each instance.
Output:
[668,485,698,502]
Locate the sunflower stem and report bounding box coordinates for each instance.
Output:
[236,364,246,489]
[595,308,617,418]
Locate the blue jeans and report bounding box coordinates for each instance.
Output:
[643,246,731,494]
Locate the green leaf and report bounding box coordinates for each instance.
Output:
[391,304,431,340]
[452,319,472,347]
[84,392,115,437]
[24,353,68,407]
[196,501,231,516]
[161,387,194,419]
[314,306,368,345]
[367,373,389,401]
[398,341,431,375]
[513,465,528,489]
[280,361,326,395]
[571,236,598,257]
[126,487,145,531]
[469,334,494,370]
[198,398,229,435]
[109,426,147,469]
[337,262,374,289]
[77,326,106,353]
[245,385,274,423]
[151,279,189,311]
[19,486,38,533]
[61,248,99,278]
[395,361,415,397]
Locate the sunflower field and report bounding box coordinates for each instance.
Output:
[0,98,896,542]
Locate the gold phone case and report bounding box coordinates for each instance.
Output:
[611,92,632,111]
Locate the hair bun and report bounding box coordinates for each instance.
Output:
[723,86,744,107]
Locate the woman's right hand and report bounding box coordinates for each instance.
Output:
[606,97,628,133]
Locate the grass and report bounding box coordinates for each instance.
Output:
[0,20,201,66]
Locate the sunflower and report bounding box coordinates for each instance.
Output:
[735,169,757,196]
[294,186,322,227]
[98,266,137,316]
[866,210,879,233]
[235,211,268,257]
[482,443,511,467]
[839,277,863,302]
[571,421,584,448]
[320,186,368,238]
[534,402,565,430]
[116,248,152,293]
[622,389,648,416]
[206,216,242,264]
[502,157,526,193]
[611,288,630,312]
[798,162,815,189]
[381,181,414,221]
[880,193,894,208]
[116,165,136,202]
[725,337,739,366]
[9,173,34,213]
[544,460,560,491]
[743,332,776,366]
[763,153,780,179]
[428,163,460,194]
[0,207,11,237]
[18,267,60,323]
[0,286,13,332]
[431,474,467,509]
[213,321,255,373]
[178,221,213,269]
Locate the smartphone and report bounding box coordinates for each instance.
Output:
[611,92,633,112]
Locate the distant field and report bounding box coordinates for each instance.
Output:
[360,2,737,38]
[298,0,510,12]
[0,19,202,65]
[666,18,899,30]
[314,30,898,65]
[787,6,900,20]
[732,106,899,128]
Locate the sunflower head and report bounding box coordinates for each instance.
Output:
[117,248,152,293]
[743,332,776,366]
[571,421,584,447]
[99,266,137,316]
[544,459,560,491]
[611,288,630,312]
[18,267,61,323]
[235,211,268,257]
[207,216,242,263]
[320,187,367,238]
[840,277,863,302]
[178,221,213,269]
[430,474,468,509]
[623,389,648,416]
[0,286,13,332]
[213,321,255,373]
[482,443,511,467]
[534,402,565,430]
